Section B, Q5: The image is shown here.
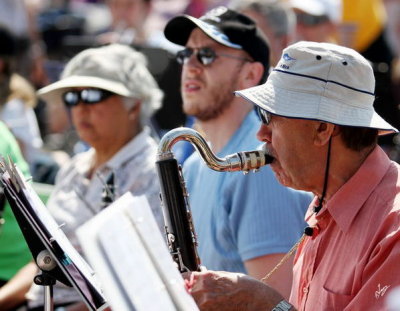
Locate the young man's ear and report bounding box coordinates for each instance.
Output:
[314,122,335,146]
[241,61,265,88]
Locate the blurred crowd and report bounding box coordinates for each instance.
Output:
[1,0,400,309]
[0,0,398,186]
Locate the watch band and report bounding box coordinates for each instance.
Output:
[271,299,293,311]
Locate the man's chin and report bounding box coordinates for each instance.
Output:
[271,165,288,186]
[182,102,199,117]
[270,162,278,172]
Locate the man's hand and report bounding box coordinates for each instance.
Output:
[183,270,286,311]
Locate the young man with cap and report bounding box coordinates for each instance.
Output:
[164,6,312,299]
[182,41,400,310]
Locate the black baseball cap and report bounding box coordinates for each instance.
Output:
[164,6,270,78]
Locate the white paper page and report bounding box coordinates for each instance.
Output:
[123,196,199,310]
[77,193,199,311]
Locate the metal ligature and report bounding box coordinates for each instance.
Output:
[156,127,273,272]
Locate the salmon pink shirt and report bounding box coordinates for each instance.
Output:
[290,146,400,310]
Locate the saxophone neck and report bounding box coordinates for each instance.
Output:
[157,127,273,172]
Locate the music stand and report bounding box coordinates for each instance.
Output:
[0,157,108,311]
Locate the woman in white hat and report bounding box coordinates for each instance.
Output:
[14,43,164,310]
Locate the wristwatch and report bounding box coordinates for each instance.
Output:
[271,300,293,311]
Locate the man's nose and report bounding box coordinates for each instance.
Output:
[256,123,272,143]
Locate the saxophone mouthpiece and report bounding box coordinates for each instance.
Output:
[236,150,274,171]
[261,144,274,165]
[265,153,274,164]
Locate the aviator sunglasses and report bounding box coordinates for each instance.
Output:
[256,106,272,125]
[62,88,115,107]
[176,47,252,66]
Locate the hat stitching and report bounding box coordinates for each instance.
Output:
[269,80,374,111]
[238,88,391,129]
[273,69,375,96]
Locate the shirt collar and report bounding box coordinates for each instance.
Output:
[75,126,154,175]
[105,126,153,170]
[74,148,95,175]
[323,146,392,232]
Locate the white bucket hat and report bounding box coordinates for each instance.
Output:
[235,41,398,135]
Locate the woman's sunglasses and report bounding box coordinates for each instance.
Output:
[62,88,115,107]
[176,47,252,66]
[256,106,272,125]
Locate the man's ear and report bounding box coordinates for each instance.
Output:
[241,61,265,88]
[314,122,335,146]
[128,101,141,120]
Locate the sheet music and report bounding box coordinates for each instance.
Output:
[77,193,199,311]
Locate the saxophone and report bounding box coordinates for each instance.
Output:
[156,127,273,272]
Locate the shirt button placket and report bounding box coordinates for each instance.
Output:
[300,283,310,311]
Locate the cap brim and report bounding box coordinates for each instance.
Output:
[164,15,242,49]
[37,76,133,105]
[235,83,398,136]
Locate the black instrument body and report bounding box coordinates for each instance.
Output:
[156,157,201,272]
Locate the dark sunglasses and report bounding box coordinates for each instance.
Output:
[176,47,252,66]
[62,88,115,107]
[256,106,272,125]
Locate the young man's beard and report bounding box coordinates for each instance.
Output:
[188,88,234,121]
[183,62,245,121]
